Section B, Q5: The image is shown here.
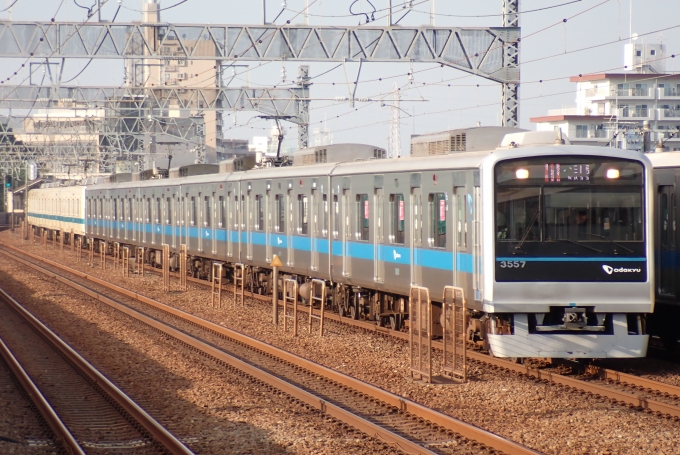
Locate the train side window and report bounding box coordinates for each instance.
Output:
[145,198,150,223]
[298,194,308,235]
[190,196,197,226]
[255,195,264,231]
[166,198,172,225]
[356,194,369,241]
[333,195,339,239]
[127,198,132,221]
[113,199,118,221]
[180,197,185,225]
[389,194,405,244]
[87,199,92,218]
[204,195,211,228]
[275,194,285,233]
[99,199,103,219]
[322,194,328,238]
[429,193,446,248]
[155,198,160,224]
[456,194,466,248]
[218,196,225,227]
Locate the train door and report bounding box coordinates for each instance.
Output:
[211,192,217,256]
[473,185,483,302]
[374,185,384,284]
[311,188,318,272]
[266,188,272,262]
[659,186,676,296]
[227,190,234,258]
[454,186,471,293]
[246,189,253,260]
[410,179,422,286]
[342,185,351,277]
[287,186,294,266]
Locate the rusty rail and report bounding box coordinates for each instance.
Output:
[0,275,195,455]
[0,242,540,455]
[129,256,680,420]
[0,332,85,455]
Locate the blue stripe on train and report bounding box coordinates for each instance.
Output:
[28,212,84,224]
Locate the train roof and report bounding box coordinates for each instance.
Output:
[83,144,651,193]
[645,151,680,168]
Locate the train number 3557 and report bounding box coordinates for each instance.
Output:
[499,261,527,268]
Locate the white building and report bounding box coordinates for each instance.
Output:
[531,44,680,151]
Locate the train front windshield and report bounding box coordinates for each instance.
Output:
[495,157,646,282]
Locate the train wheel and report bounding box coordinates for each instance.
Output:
[349,303,358,320]
[389,314,402,331]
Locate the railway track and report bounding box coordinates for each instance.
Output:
[0,242,540,455]
[0,284,194,455]
[108,249,680,423]
[27,241,680,424]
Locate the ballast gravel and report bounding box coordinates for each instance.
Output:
[0,235,397,455]
[3,231,680,454]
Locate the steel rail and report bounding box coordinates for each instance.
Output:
[0,242,541,455]
[0,331,85,455]
[70,243,680,420]
[0,276,195,455]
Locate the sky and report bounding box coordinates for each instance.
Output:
[1,0,679,155]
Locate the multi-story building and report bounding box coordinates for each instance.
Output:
[124,0,224,165]
[531,44,680,151]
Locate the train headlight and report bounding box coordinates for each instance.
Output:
[515,168,529,179]
[606,169,620,179]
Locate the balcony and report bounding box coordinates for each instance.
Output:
[574,129,609,140]
[662,87,680,98]
[660,109,680,120]
[611,87,651,97]
[618,108,653,119]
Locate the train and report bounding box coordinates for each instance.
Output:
[645,152,680,349]
[26,127,655,359]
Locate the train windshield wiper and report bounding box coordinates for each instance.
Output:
[515,209,541,251]
[553,238,603,253]
[579,232,634,254]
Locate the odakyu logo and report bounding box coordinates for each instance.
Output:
[602,265,641,275]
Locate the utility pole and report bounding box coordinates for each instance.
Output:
[297,66,311,149]
[388,83,401,158]
[501,0,520,128]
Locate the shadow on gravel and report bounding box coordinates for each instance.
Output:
[0,263,293,455]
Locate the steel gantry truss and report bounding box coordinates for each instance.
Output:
[0,14,521,173]
[0,85,307,122]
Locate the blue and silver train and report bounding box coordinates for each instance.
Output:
[27,128,654,358]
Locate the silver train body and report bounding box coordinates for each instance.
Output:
[27,141,654,358]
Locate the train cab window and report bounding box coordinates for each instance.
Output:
[255,195,264,231]
[275,194,285,233]
[204,196,211,228]
[218,196,226,228]
[333,195,340,239]
[662,193,670,248]
[166,198,172,225]
[322,194,328,238]
[190,197,197,226]
[298,194,308,235]
[429,193,446,248]
[389,194,405,244]
[356,194,369,241]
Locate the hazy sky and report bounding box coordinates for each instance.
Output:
[1,0,678,154]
